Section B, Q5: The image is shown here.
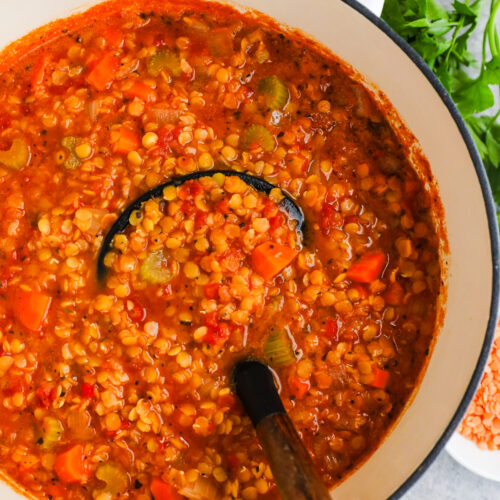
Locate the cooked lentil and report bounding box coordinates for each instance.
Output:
[0,0,441,498]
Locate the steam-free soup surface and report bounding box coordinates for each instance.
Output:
[0,1,440,498]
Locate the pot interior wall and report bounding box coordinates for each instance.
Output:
[0,1,496,499]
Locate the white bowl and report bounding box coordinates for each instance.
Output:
[447,433,500,482]
[0,1,498,499]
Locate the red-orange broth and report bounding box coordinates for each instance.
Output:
[0,1,441,498]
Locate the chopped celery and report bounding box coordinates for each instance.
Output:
[139,250,174,284]
[61,136,81,170]
[0,138,30,170]
[241,124,276,152]
[258,76,289,110]
[264,329,295,367]
[147,49,181,78]
[39,417,64,449]
[95,463,129,496]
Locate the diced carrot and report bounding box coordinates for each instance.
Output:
[384,281,405,306]
[124,81,157,103]
[31,54,50,89]
[289,376,310,399]
[12,288,51,331]
[251,241,298,281]
[103,27,124,48]
[54,445,90,484]
[86,52,120,91]
[111,127,140,154]
[150,478,182,500]
[369,367,389,389]
[346,252,387,283]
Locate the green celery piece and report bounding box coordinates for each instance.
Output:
[241,124,276,152]
[264,329,295,367]
[258,75,289,110]
[147,48,181,77]
[40,417,64,450]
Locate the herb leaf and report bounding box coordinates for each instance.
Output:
[382,0,500,218]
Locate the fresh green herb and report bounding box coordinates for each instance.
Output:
[382,0,500,222]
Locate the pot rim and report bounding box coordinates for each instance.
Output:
[339,0,500,497]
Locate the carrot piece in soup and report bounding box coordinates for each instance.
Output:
[54,444,90,484]
[124,81,157,103]
[251,241,298,281]
[369,367,389,389]
[150,478,182,500]
[12,288,51,331]
[346,252,387,283]
[111,127,140,154]
[86,52,120,90]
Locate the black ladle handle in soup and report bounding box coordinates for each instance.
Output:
[97,170,305,281]
[233,360,331,500]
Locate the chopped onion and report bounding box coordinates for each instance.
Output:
[179,477,220,500]
[150,107,179,125]
[87,99,99,122]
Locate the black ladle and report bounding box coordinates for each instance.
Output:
[234,361,331,500]
[97,170,328,498]
[97,169,305,281]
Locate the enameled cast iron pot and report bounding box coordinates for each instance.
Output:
[0,1,498,499]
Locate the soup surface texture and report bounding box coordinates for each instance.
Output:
[0,1,441,498]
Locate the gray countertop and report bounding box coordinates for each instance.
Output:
[402,452,500,499]
[400,1,500,499]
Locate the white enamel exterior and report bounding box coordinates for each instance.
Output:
[0,1,496,499]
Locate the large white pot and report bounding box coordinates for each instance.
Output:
[0,1,498,499]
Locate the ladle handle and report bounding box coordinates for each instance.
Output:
[233,361,330,500]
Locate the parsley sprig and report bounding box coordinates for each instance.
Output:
[382,0,500,221]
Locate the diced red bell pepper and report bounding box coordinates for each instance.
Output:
[36,383,57,407]
[269,213,284,232]
[320,201,343,235]
[220,249,242,274]
[204,282,220,300]
[126,298,146,323]
[81,382,95,399]
[289,376,310,399]
[346,252,387,283]
[195,211,208,229]
[325,319,338,342]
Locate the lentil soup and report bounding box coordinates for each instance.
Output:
[0,1,442,499]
